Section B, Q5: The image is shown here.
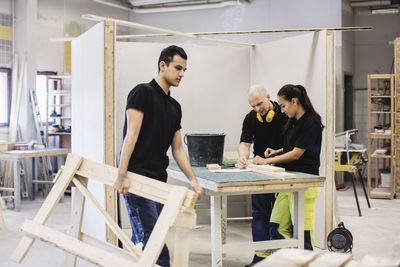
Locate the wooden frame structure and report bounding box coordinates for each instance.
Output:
[11,153,198,267]
[78,14,338,247]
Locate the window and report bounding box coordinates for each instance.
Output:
[0,68,11,126]
[36,71,57,124]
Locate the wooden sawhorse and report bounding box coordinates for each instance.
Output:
[11,153,198,267]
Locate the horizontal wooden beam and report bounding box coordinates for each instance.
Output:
[21,220,137,267]
[76,156,198,208]
[116,26,373,40]
[81,14,254,46]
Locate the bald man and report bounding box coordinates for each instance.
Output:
[238,85,287,266]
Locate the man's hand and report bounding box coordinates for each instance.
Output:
[253,155,267,165]
[191,180,204,200]
[114,173,130,195]
[264,148,277,158]
[237,156,248,169]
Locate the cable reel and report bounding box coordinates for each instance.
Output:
[327,222,353,253]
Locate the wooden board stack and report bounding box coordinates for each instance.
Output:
[247,164,296,179]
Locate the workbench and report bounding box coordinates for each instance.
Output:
[0,148,70,211]
[167,162,325,267]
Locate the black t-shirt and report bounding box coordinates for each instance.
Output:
[240,101,287,157]
[122,79,182,182]
[279,112,322,175]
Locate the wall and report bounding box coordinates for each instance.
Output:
[37,0,130,73]
[353,14,400,150]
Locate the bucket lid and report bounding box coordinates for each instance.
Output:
[185,133,225,136]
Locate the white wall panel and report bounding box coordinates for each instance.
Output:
[71,22,105,241]
[115,42,250,155]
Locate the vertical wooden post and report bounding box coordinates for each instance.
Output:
[395,37,400,198]
[0,195,5,231]
[104,20,117,245]
[324,30,335,245]
[65,177,88,267]
[173,228,192,267]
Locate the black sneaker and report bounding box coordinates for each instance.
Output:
[244,263,255,267]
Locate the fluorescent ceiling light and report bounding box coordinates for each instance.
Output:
[130,0,191,6]
[371,7,399,14]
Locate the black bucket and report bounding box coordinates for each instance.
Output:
[184,133,225,167]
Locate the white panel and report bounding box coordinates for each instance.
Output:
[251,31,327,248]
[71,22,105,241]
[115,42,250,156]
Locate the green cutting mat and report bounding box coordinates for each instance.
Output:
[168,161,323,184]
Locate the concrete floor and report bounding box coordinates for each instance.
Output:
[1,183,400,267]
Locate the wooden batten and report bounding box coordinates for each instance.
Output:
[325,30,335,244]
[116,26,372,40]
[103,19,118,246]
[395,37,400,198]
[76,157,198,208]
[82,14,254,46]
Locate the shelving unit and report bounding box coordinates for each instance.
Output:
[367,74,395,199]
[45,76,71,149]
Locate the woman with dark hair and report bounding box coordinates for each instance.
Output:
[253,84,324,250]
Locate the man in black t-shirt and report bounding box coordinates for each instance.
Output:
[237,85,287,267]
[114,45,203,267]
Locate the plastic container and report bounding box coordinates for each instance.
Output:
[184,133,225,167]
[379,168,391,187]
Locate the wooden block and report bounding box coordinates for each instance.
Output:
[0,141,14,151]
[21,220,137,267]
[206,164,221,170]
[248,163,286,172]
[248,166,296,179]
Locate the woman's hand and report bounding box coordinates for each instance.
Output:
[253,155,267,165]
[237,156,248,169]
[264,148,278,158]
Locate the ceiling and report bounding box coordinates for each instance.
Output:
[350,0,400,15]
[93,0,251,12]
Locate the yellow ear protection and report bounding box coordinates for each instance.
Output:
[256,102,276,123]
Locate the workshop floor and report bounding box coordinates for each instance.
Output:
[1,183,400,267]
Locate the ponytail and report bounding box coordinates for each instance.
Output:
[278,84,324,132]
